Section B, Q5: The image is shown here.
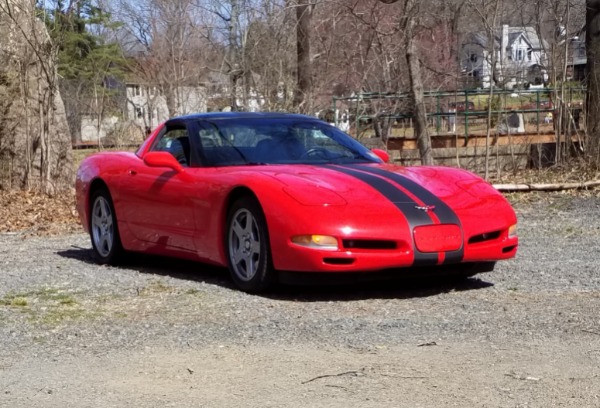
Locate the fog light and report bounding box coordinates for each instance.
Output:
[291,235,338,250]
[508,224,517,238]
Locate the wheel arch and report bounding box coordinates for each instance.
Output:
[222,186,260,234]
[222,187,275,292]
[219,186,267,262]
[88,179,110,215]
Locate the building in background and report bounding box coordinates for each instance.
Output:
[461,24,548,89]
[80,82,207,144]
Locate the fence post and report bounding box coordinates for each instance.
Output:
[536,90,540,134]
[464,90,469,143]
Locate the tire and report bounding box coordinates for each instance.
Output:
[89,187,124,264]
[225,196,275,293]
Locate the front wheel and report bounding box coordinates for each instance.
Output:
[89,187,124,264]
[226,196,275,293]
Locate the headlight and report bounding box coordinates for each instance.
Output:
[508,224,517,238]
[291,235,339,250]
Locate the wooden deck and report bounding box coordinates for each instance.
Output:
[361,131,578,173]
[384,130,565,150]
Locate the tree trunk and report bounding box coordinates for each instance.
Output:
[373,115,392,142]
[484,6,499,180]
[405,20,433,165]
[229,0,240,111]
[586,0,600,165]
[18,60,32,189]
[294,0,312,113]
[164,85,177,117]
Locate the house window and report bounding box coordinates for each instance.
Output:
[135,106,144,119]
[129,85,141,97]
[470,53,477,63]
[516,50,524,61]
[527,50,532,61]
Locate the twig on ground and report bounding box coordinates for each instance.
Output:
[505,371,540,381]
[302,370,363,384]
[380,373,429,379]
[325,384,349,391]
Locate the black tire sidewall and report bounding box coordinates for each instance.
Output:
[226,196,274,293]
[89,187,123,264]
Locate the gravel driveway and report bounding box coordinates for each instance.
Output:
[1,193,600,407]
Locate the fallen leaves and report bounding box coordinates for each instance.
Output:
[0,190,80,236]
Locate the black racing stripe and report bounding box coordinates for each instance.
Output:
[443,248,464,264]
[343,165,465,264]
[325,165,438,266]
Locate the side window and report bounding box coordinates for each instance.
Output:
[198,127,224,148]
[151,128,191,167]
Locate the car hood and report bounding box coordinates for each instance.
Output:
[253,163,498,204]
[247,163,514,228]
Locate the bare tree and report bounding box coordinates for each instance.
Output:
[466,0,505,179]
[244,1,296,111]
[402,0,433,165]
[114,0,210,116]
[0,0,72,193]
[292,0,313,112]
[370,0,432,164]
[586,0,600,165]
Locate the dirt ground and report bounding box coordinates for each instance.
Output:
[1,192,600,407]
[5,340,600,407]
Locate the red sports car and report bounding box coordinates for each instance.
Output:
[76,112,518,292]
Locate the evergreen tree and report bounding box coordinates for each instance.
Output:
[37,0,126,143]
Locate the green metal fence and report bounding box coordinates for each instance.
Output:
[332,88,585,141]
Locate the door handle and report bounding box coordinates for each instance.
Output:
[128,169,137,176]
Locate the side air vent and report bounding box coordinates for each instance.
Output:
[342,240,397,250]
[468,231,501,244]
[323,257,355,265]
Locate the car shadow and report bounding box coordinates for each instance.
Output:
[57,246,494,301]
[57,246,233,288]
[268,273,493,302]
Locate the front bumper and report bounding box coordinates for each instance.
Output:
[271,233,518,273]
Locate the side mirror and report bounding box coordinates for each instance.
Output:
[143,151,184,173]
[371,149,390,163]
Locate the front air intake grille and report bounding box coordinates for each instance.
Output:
[323,257,355,265]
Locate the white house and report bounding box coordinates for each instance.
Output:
[80,83,207,144]
[125,83,207,130]
[461,24,548,89]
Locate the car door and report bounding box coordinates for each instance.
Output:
[119,120,198,252]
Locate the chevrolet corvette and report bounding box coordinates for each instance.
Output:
[76,112,518,292]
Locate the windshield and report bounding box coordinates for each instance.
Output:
[196,118,382,166]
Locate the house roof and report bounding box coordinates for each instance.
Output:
[515,27,547,49]
[467,26,548,50]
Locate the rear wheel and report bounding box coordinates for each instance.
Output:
[90,187,124,264]
[226,196,275,292]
